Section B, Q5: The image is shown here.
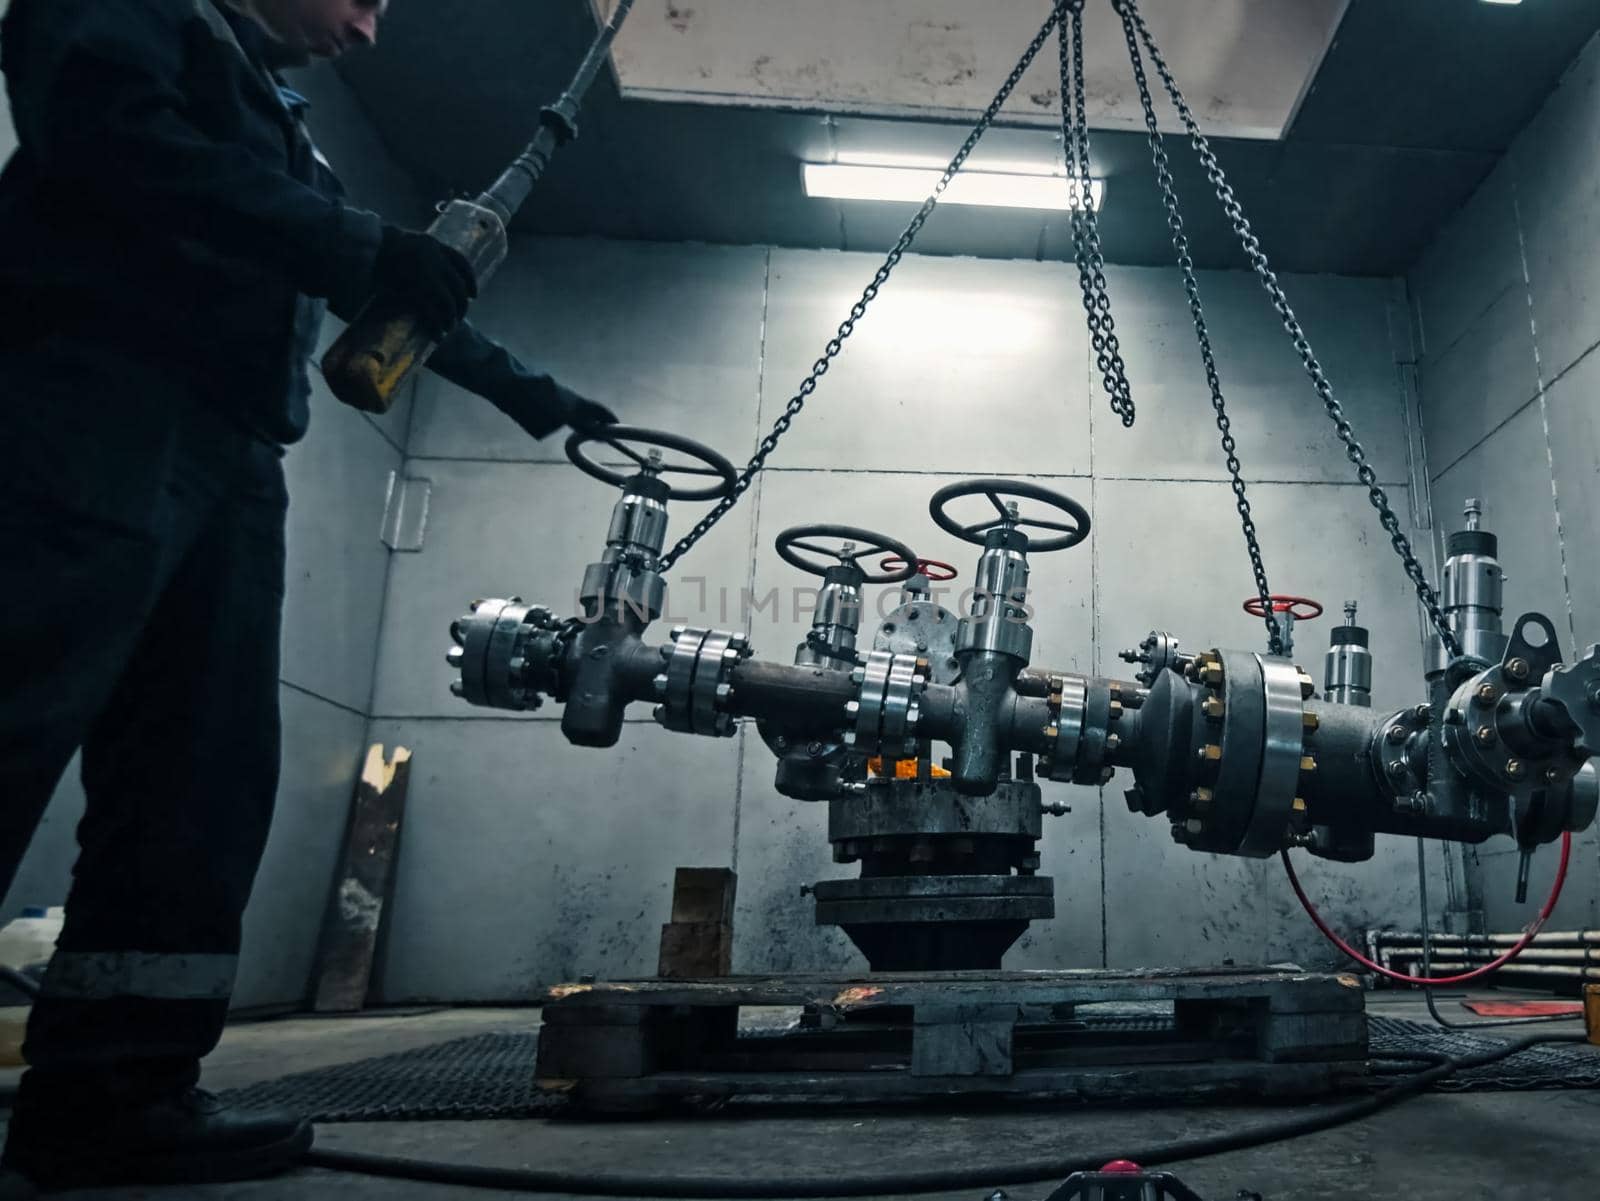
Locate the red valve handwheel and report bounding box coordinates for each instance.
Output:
[880,555,959,582]
[1243,594,1324,621]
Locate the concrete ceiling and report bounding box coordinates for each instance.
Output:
[597,0,1348,140]
[337,0,1600,276]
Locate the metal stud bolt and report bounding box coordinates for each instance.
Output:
[1474,726,1496,747]
[1506,658,1531,683]
[1505,759,1527,780]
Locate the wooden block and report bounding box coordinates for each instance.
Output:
[911,1004,1015,1077]
[658,922,734,978]
[311,745,411,1013]
[669,868,738,924]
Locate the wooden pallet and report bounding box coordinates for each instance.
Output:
[534,967,1369,1114]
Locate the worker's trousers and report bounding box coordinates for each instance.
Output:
[0,341,286,1105]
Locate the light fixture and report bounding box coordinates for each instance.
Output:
[801,155,1104,213]
[1479,0,1522,5]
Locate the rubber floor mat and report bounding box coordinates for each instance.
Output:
[221,1017,1600,1123]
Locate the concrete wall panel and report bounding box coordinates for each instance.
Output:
[281,389,402,714]
[368,719,739,1000]
[408,241,769,463]
[1418,286,1540,479]
[1410,163,1521,364]
[1545,348,1600,648]
[1512,35,1600,385]
[757,250,1092,477]
[1093,270,1411,486]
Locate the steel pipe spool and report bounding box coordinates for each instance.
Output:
[447,449,1600,975]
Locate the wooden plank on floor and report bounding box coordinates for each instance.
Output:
[310,744,411,1013]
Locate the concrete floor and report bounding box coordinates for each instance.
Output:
[2,994,1597,1200]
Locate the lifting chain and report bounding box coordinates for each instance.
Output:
[657,3,1070,572]
[658,0,1461,665]
[1061,0,1135,429]
[1112,0,1460,658]
[1112,2,1279,654]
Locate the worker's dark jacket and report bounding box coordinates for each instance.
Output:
[0,0,570,445]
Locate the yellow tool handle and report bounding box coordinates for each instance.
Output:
[321,301,437,415]
[322,198,510,413]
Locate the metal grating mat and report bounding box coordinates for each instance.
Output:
[220,1017,1600,1123]
[1367,1015,1600,1092]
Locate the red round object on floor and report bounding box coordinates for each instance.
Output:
[1100,1161,1142,1174]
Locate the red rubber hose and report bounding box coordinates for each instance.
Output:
[1281,831,1572,986]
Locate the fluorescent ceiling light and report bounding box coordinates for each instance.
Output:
[802,161,1104,213]
[1480,0,1522,5]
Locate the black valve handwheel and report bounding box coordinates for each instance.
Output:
[776,525,919,584]
[928,478,1090,552]
[564,425,738,502]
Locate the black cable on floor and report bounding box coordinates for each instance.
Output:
[301,1032,1586,1198]
[1414,838,1577,1030]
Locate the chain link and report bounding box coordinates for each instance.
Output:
[1061,2,1135,428]
[1114,0,1461,658]
[657,5,1069,572]
[1114,4,1280,654]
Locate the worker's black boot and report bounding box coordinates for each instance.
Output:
[1,1082,312,1190]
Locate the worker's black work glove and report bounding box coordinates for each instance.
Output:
[372,226,478,336]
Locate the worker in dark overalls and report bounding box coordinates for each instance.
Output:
[0,0,613,1187]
